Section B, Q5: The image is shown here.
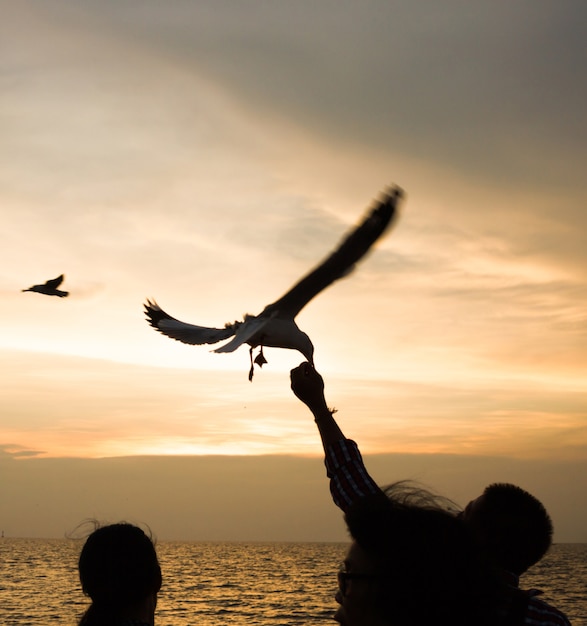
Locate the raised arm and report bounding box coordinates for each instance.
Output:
[290,362,381,512]
[289,361,344,447]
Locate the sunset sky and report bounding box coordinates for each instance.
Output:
[1,1,586,542]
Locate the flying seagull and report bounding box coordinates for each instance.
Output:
[145,185,403,380]
[22,274,69,298]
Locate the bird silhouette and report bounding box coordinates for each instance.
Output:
[22,274,69,298]
[145,185,403,380]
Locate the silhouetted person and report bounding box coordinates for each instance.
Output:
[22,274,69,297]
[290,362,501,626]
[78,523,162,626]
[290,362,571,626]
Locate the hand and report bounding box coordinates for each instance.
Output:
[290,362,328,411]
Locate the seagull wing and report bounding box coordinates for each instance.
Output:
[45,274,65,289]
[144,299,237,346]
[213,315,271,353]
[263,185,402,319]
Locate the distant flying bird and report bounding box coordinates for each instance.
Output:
[22,274,69,298]
[145,185,403,380]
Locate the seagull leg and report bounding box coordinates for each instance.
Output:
[248,347,255,382]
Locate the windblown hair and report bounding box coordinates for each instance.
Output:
[344,481,500,626]
[476,482,553,575]
[78,522,162,626]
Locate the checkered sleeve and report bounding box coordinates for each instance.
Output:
[324,438,382,512]
[525,596,572,626]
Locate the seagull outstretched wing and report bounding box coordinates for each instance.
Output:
[144,299,238,345]
[45,274,65,289]
[262,186,401,319]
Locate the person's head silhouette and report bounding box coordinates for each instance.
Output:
[78,523,162,626]
[460,482,553,576]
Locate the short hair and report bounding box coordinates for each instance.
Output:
[475,483,553,575]
[78,523,162,625]
[344,482,500,626]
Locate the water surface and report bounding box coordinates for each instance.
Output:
[0,539,584,625]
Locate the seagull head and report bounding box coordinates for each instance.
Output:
[294,331,314,366]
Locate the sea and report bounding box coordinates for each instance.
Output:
[0,539,585,625]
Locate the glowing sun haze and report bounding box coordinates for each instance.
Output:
[1,0,586,541]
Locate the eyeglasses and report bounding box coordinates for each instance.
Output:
[337,567,390,596]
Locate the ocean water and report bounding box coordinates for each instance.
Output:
[0,539,585,625]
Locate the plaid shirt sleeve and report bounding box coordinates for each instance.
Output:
[525,595,572,626]
[497,559,572,626]
[324,438,382,512]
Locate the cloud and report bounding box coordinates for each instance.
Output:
[0,444,45,459]
[6,1,586,196]
[1,350,585,462]
[1,0,586,550]
[1,450,585,542]
[82,1,587,189]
